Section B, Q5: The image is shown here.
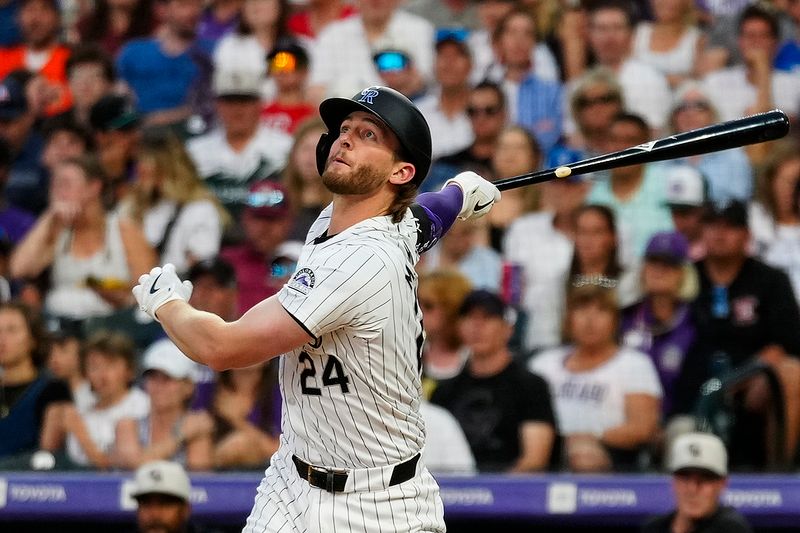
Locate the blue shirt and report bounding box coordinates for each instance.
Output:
[775,40,800,73]
[516,75,563,154]
[0,0,21,46]
[116,38,213,113]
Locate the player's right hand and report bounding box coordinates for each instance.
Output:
[444,171,501,220]
[132,263,193,322]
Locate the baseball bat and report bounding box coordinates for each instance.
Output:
[494,109,790,192]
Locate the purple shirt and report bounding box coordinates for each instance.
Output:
[620,301,697,417]
[0,206,35,243]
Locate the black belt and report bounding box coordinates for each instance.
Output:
[292,453,421,493]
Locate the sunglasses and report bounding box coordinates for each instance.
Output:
[436,27,470,44]
[246,189,286,209]
[269,51,298,73]
[675,101,711,113]
[466,105,503,118]
[576,93,618,107]
[374,51,410,73]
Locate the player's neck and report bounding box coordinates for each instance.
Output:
[328,190,393,234]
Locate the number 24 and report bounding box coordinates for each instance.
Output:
[299,352,350,395]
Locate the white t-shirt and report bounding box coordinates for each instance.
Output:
[702,65,800,121]
[66,387,150,466]
[633,23,701,77]
[309,10,435,99]
[415,91,474,159]
[528,346,662,436]
[419,400,476,474]
[617,59,672,131]
[468,29,559,85]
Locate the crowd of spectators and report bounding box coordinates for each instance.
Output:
[0,0,799,478]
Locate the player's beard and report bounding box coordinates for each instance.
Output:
[322,159,386,196]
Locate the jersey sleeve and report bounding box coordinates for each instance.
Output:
[278,244,392,338]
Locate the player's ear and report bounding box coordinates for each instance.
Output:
[388,161,415,186]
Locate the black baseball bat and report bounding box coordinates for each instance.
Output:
[494,109,790,192]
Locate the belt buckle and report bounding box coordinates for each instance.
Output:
[310,465,347,492]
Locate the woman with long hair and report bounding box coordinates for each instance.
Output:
[118,130,228,273]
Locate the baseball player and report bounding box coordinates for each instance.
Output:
[133,86,500,532]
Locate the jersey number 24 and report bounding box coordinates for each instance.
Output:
[299,352,350,395]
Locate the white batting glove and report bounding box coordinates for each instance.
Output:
[132,264,193,322]
[444,171,501,220]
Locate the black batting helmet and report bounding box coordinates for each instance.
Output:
[315,86,432,186]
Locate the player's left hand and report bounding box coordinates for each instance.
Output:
[132,263,193,322]
[444,171,501,220]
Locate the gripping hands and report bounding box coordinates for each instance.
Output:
[132,263,193,322]
[444,171,501,220]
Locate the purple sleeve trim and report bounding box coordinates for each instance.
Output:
[416,185,463,245]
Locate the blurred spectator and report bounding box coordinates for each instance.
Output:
[118,130,227,274]
[694,200,800,468]
[45,330,149,469]
[775,0,800,73]
[0,74,48,215]
[115,339,214,470]
[504,175,589,353]
[586,112,674,258]
[621,231,704,421]
[422,219,501,292]
[483,125,542,253]
[489,8,563,152]
[75,0,156,57]
[404,0,479,30]
[285,0,357,40]
[749,142,800,277]
[632,0,706,88]
[260,40,315,135]
[662,164,708,261]
[417,269,472,398]
[530,285,662,472]
[41,114,94,176]
[307,0,434,101]
[0,301,71,462]
[372,48,427,100]
[46,319,92,410]
[419,399,476,474]
[89,93,142,208]
[702,4,800,123]
[279,117,331,241]
[584,0,671,133]
[415,30,474,160]
[641,432,753,533]
[61,44,116,131]
[662,81,752,203]
[197,0,241,45]
[565,67,624,155]
[0,0,22,47]
[0,136,35,243]
[130,460,219,533]
[221,180,293,315]
[186,256,238,320]
[469,0,559,85]
[0,0,72,116]
[186,69,292,218]
[423,81,507,192]
[432,289,557,472]
[568,204,640,308]
[212,0,291,103]
[10,155,156,323]
[116,0,214,130]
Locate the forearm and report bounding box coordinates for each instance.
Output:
[10,213,58,278]
[415,184,463,238]
[156,300,233,369]
[601,420,657,450]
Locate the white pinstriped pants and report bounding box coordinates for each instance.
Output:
[242,445,446,533]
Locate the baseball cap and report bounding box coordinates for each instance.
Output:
[130,460,192,501]
[435,27,471,56]
[187,256,237,288]
[213,69,262,99]
[645,231,689,265]
[459,289,508,319]
[702,200,748,228]
[665,165,705,208]
[0,77,28,121]
[141,339,198,380]
[244,181,291,219]
[668,432,728,477]
[89,94,140,131]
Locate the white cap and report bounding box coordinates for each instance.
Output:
[213,69,262,98]
[665,165,705,207]
[142,339,198,381]
[668,432,727,477]
[130,461,191,501]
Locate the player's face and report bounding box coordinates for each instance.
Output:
[322,111,403,195]
[673,470,726,521]
[136,494,190,533]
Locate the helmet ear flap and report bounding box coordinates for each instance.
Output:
[315,132,333,176]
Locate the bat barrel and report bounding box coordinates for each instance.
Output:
[494,109,790,192]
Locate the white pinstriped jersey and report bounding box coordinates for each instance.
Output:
[278,203,435,469]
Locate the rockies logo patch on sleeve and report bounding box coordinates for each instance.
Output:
[288,268,316,294]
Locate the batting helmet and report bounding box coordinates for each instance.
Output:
[315,86,432,186]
